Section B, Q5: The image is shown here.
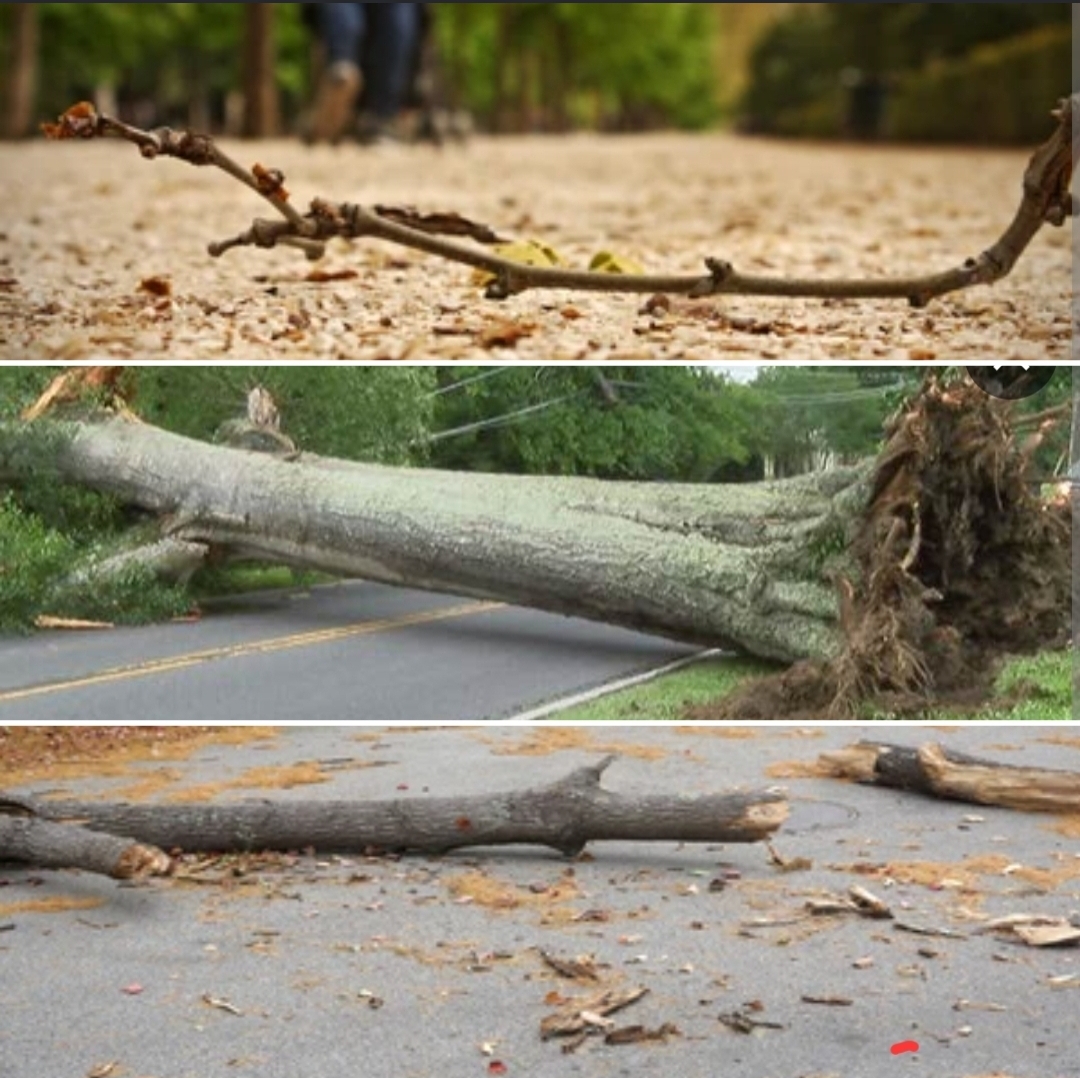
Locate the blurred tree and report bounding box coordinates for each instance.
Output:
[750,367,919,476]
[432,3,718,132]
[741,2,1070,140]
[8,4,310,134]
[242,2,278,137]
[2,4,38,138]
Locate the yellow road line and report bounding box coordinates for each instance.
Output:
[0,601,506,705]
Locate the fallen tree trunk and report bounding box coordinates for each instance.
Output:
[0,377,1069,713]
[1,410,869,663]
[817,742,1080,813]
[0,759,789,877]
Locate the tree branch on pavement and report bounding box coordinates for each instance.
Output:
[0,758,789,879]
[42,95,1078,308]
[816,742,1080,813]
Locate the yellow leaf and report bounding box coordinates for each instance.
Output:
[589,251,646,276]
[473,239,566,287]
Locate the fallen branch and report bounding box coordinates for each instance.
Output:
[0,795,171,880]
[1,758,789,878]
[42,96,1078,308]
[817,742,1080,813]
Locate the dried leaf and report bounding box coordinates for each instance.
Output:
[87,1063,120,1078]
[605,1023,681,1046]
[306,269,359,284]
[375,206,506,245]
[540,987,649,1040]
[848,885,892,920]
[1013,924,1080,948]
[202,994,243,1016]
[540,951,600,982]
[139,276,172,298]
[478,320,536,350]
[252,164,290,203]
[718,1011,785,1034]
[41,101,100,140]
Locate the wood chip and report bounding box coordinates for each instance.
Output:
[541,987,649,1040]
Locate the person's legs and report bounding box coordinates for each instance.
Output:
[310,3,365,143]
[361,3,422,126]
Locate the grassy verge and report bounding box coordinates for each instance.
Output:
[554,650,1074,722]
[191,565,340,601]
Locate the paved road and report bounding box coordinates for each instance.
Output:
[0,581,697,723]
[2,725,1078,1078]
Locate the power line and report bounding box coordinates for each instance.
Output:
[420,392,587,445]
[424,367,516,399]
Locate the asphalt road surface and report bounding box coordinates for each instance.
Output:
[0,582,697,724]
[2,725,1079,1078]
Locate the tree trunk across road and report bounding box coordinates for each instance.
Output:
[0,377,1069,714]
[2,410,867,663]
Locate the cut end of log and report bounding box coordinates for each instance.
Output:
[114,844,173,880]
[748,801,790,832]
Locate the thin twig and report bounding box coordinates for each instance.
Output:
[43,97,1078,308]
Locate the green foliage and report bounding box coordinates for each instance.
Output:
[432,3,718,132]
[22,4,311,127]
[740,3,1071,142]
[885,24,1071,144]
[138,367,437,465]
[427,367,760,481]
[0,367,60,419]
[748,367,920,476]
[0,493,186,633]
[0,494,74,633]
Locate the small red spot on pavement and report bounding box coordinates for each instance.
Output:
[891,1041,920,1056]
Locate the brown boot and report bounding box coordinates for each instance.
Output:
[309,60,362,144]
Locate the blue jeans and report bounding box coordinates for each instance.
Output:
[318,3,422,121]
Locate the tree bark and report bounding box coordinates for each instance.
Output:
[817,742,1080,813]
[0,414,868,663]
[242,4,279,139]
[0,795,170,879]
[3,4,38,140]
[1,759,788,877]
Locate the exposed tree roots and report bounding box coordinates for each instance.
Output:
[696,377,1071,720]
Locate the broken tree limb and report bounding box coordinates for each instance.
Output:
[41,95,1078,308]
[62,538,212,591]
[0,796,171,880]
[817,742,1080,813]
[2,759,789,876]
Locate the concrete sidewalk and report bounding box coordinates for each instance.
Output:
[2,724,1078,1078]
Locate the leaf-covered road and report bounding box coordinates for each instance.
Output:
[0,130,1071,361]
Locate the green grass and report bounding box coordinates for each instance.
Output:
[191,565,339,600]
[969,650,1073,721]
[555,657,777,722]
[554,650,1074,723]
